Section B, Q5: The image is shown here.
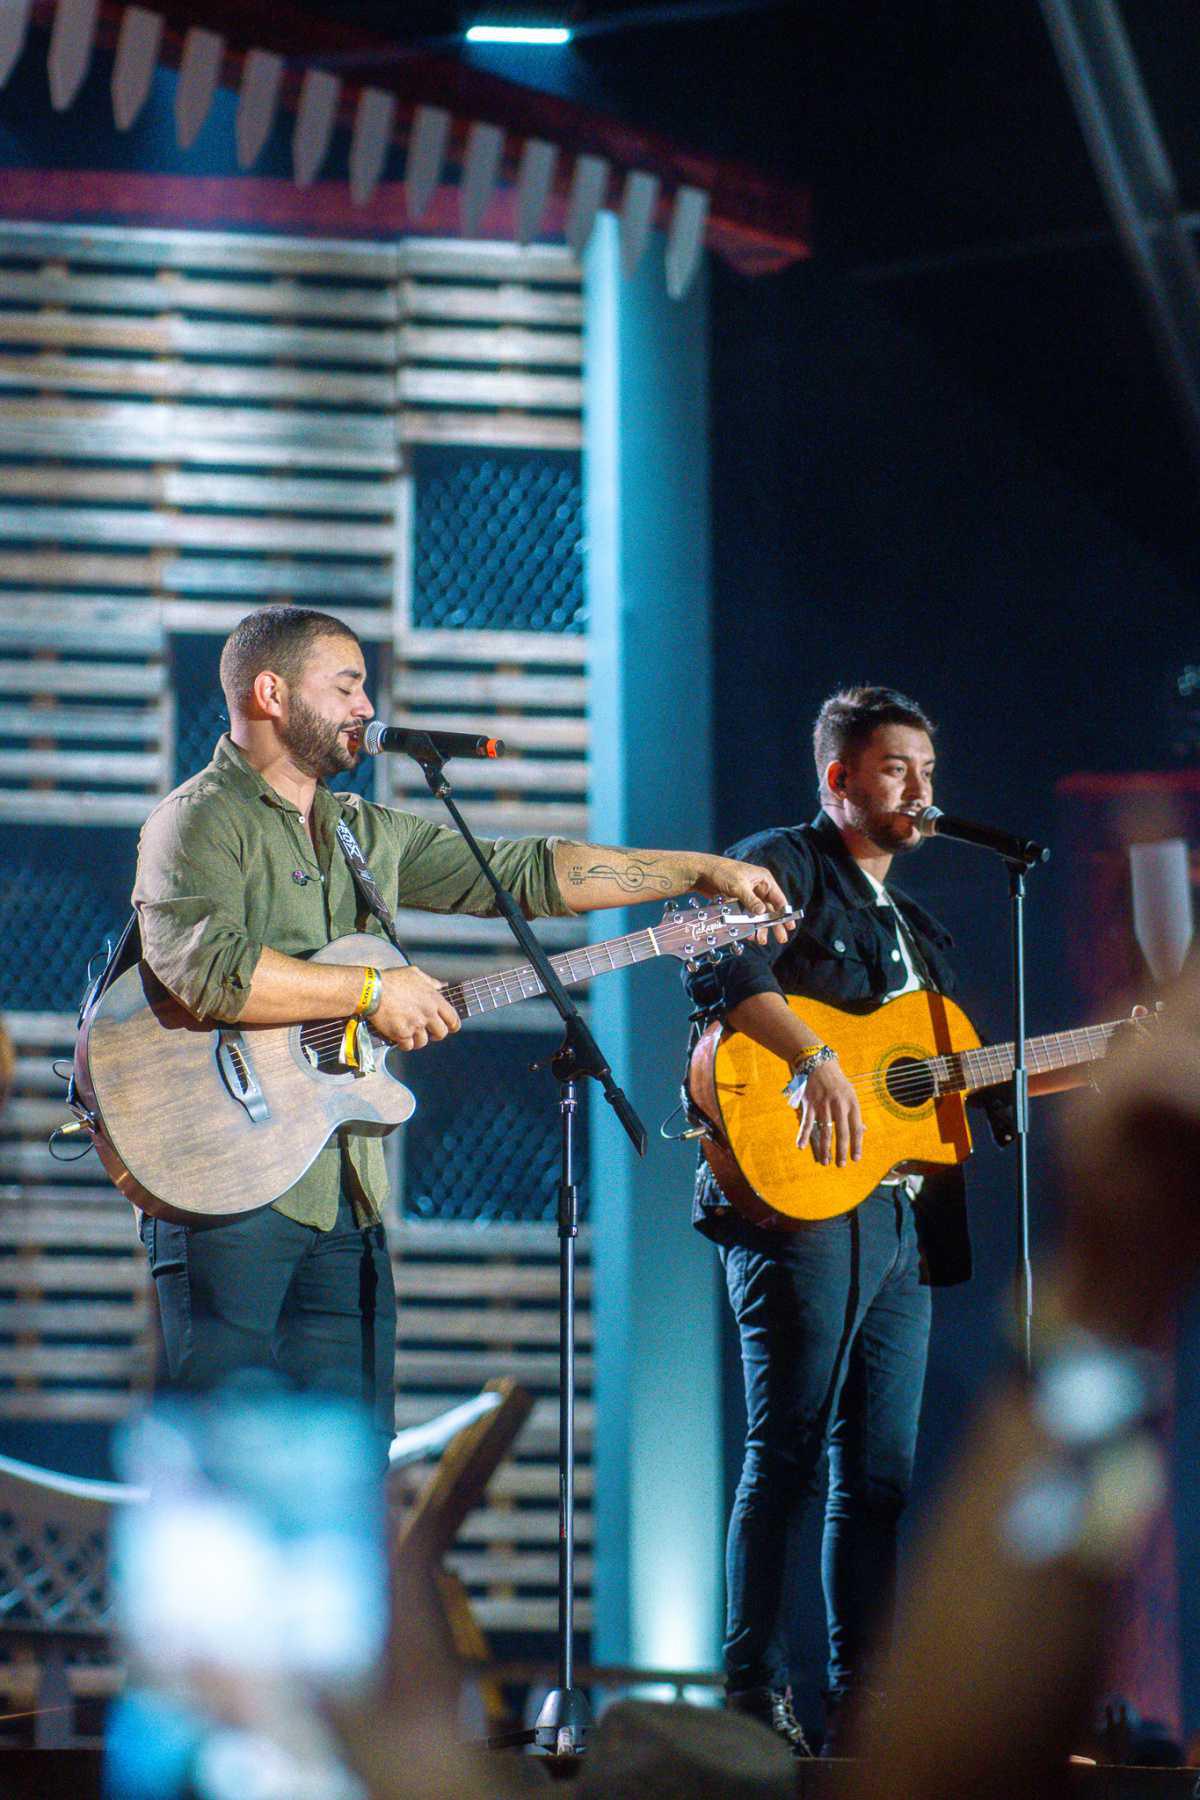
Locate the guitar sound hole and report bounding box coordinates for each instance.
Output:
[884,1057,935,1110]
[299,1021,352,1075]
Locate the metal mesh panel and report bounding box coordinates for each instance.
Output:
[171,633,376,800]
[402,1033,589,1224]
[0,828,136,1013]
[411,446,585,634]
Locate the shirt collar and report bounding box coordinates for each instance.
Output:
[211,735,363,819]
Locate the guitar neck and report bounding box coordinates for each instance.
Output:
[952,1020,1123,1093]
[438,924,665,1020]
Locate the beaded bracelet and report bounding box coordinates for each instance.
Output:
[782,1043,837,1105]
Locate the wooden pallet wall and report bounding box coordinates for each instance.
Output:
[0,218,594,1644]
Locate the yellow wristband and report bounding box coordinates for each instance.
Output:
[355,967,383,1018]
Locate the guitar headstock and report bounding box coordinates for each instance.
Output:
[655,898,803,971]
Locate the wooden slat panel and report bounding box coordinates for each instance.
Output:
[0,1300,145,1333]
[0,596,164,652]
[447,1551,595,1586]
[0,221,402,278]
[401,631,587,666]
[0,751,164,786]
[0,356,395,406]
[393,1349,593,1386]
[393,672,586,707]
[388,711,588,750]
[0,398,396,448]
[0,660,163,695]
[0,1259,146,1293]
[0,312,398,365]
[393,1265,590,1300]
[400,368,583,411]
[399,326,582,369]
[474,1598,593,1631]
[0,507,396,556]
[0,1391,142,1419]
[0,467,397,515]
[0,268,400,322]
[389,759,587,795]
[392,1221,592,1259]
[456,1508,594,1547]
[1,1014,78,1047]
[0,792,156,825]
[397,1307,594,1345]
[0,554,393,600]
[0,420,398,471]
[0,1214,139,1250]
[399,241,579,285]
[400,280,583,327]
[0,705,163,740]
[488,1463,594,1501]
[0,1345,149,1377]
[400,410,583,450]
[161,600,394,640]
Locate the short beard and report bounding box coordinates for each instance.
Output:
[279,694,355,779]
[844,796,924,856]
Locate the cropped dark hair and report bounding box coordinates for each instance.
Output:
[813,686,935,793]
[219,606,361,711]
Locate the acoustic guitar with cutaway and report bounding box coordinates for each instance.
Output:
[688,989,1127,1229]
[73,900,799,1223]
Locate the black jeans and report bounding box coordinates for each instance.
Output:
[139,1189,397,1469]
[720,1185,931,1696]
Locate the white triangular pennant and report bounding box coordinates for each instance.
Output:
[293,66,339,187]
[0,0,33,90]
[48,0,100,111]
[406,104,450,223]
[515,138,556,245]
[619,170,659,279]
[175,27,223,150]
[236,48,283,170]
[665,185,709,300]
[565,154,608,259]
[349,87,394,207]
[112,6,163,131]
[460,120,503,236]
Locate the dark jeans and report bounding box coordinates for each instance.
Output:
[720,1185,931,1697]
[139,1190,397,1468]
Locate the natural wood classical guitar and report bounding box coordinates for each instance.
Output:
[688,989,1125,1229]
[73,901,797,1222]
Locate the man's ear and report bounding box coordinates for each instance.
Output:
[250,668,287,719]
[826,760,847,795]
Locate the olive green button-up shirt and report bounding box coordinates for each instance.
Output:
[133,735,570,1229]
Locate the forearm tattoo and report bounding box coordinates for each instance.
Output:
[562,844,675,894]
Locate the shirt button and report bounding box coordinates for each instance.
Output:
[891,948,902,962]
[833,939,846,953]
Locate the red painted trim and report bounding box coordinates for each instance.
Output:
[0,168,806,274]
[23,0,811,272]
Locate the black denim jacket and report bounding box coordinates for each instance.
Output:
[684,809,1013,1284]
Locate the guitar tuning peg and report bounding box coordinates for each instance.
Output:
[732,942,744,956]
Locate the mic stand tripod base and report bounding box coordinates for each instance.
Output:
[533,1684,594,1755]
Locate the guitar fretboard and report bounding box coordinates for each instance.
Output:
[930,1020,1123,1095]
[439,927,664,1020]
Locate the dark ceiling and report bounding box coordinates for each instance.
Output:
[295,0,1196,580]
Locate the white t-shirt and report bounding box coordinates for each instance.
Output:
[861,867,925,998]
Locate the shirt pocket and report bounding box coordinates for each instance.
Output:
[793,903,879,1002]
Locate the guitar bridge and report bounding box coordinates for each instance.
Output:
[214,1030,270,1123]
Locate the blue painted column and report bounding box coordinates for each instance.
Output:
[584,216,723,1678]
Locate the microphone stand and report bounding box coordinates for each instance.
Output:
[401,734,646,1760]
[1005,848,1049,1374]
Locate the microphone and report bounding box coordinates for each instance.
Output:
[362,722,505,761]
[911,805,1049,868]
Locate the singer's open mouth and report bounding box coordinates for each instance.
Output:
[344,728,362,754]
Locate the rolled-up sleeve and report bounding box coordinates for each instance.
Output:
[133,797,264,1021]
[392,816,571,919]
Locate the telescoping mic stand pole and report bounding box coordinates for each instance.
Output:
[404,734,647,1759]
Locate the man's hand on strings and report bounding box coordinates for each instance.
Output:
[374,967,461,1051]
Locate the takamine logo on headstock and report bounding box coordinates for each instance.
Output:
[657,897,803,971]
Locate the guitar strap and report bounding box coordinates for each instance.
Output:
[334,816,412,966]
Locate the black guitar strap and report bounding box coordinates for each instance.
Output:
[334,817,412,966]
